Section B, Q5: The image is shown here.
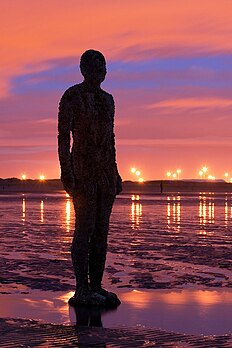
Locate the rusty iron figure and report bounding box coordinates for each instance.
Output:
[58,50,122,306]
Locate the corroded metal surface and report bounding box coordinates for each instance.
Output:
[58,50,122,196]
[58,50,122,303]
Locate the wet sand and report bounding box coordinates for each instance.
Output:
[1,317,232,348]
[0,193,232,347]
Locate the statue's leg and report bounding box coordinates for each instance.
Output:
[89,189,115,290]
[70,191,110,306]
[71,193,96,295]
[88,189,120,307]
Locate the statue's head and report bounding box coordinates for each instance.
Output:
[80,49,106,86]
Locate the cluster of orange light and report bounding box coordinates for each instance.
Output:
[166,169,181,179]
[20,168,232,183]
[165,166,232,182]
[198,166,213,179]
[130,167,144,183]
[21,174,45,181]
[224,172,232,183]
[198,166,232,182]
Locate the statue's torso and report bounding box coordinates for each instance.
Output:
[64,83,117,194]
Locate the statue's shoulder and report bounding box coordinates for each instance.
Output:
[61,84,82,102]
[100,89,114,104]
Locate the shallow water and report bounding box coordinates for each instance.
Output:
[1,289,232,335]
[0,192,232,335]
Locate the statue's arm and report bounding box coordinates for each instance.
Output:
[111,96,123,194]
[58,90,75,195]
[112,131,123,194]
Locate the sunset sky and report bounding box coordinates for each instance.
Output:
[1,0,232,180]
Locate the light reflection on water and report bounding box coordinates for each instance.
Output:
[225,197,228,226]
[198,194,215,235]
[40,200,44,223]
[66,197,71,232]
[22,197,26,222]
[20,193,74,230]
[130,195,142,229]
[17,192,232,236]
[167,195,181,232]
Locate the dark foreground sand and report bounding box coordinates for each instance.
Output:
[1,317,232,348]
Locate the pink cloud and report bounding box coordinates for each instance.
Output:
[147,98,232,110]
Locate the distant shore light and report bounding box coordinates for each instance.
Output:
[21,174,27,180]
[176,169,181,179]
[172,173,177,179]
[135,170,141,176]
[199,171,203,177]
[202,166,208,173]
[131,167,136,173]
[208,175,215,180]
[138,178,144,183]
[166,171,171,177]
[39,175,45,181]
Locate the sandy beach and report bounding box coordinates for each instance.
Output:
[0,192,232,347]
[3,0,232,346]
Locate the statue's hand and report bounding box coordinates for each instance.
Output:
[116,175,123,195]
[61,173,75,196]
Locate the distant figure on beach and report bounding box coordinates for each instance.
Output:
[58,50,122,307]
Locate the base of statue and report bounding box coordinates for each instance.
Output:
[68,289,121,308]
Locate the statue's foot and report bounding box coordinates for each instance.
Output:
[91,287,121,307]
[68,290,106,307]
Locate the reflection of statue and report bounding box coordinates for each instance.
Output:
[74,306,104,327]
[58,50,122,307]
[72,305,116,327]
[72,306,117,347]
